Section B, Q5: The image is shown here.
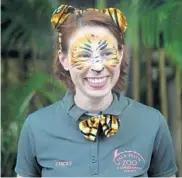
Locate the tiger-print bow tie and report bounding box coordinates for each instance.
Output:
[79,115,120,141]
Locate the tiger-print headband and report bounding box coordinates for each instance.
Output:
[51,5,127,33]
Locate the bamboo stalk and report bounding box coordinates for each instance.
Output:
[159,49,168,120]
[175,65,182,176]
[95,0,106,9]
[133,47,140,101]
[146,49,153,106]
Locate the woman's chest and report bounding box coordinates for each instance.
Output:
[35,134,153,177]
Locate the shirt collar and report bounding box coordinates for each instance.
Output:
[62,91,129,123]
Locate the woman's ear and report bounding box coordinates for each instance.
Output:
[58,50,69,71]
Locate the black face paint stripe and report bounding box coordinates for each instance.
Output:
[96,40,108,50]
[80,47,92,53]
[98,40,107,46]
[84,43,92,48]
[79,43,93,52]
[99,43,108,50]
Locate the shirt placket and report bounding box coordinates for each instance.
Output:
[90,133,99,176]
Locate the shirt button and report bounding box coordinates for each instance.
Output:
[92,156,97,163]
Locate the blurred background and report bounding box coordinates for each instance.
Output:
[1,0,182,176]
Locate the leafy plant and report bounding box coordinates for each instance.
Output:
[2,0,59,57]
[1,72,66,176]
[117,0,182,68]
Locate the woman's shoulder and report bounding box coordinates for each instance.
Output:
[26,99,64,125]
[118,92,165,125]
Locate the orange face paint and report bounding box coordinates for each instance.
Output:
[69,32,120,73]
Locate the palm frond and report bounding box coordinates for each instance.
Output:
[2,0,59,56]
[116,0,182,67]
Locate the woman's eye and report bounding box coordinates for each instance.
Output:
[102,51,113,57]
[105,52,112,56]
[78,53,91,58]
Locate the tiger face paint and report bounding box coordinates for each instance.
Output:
[68,30,120,73]
[67,26,123,99]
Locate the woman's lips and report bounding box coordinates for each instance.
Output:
[85,77,108,89]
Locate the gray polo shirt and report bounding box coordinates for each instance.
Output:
[15,92,178,177]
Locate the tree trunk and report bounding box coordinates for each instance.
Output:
[159,49,168,120]
[167,74,181,177]
[146,49,153,106]
[133,47,140,101]
[175,65,182,176]
[1,58,8,90]
[96,0,106,8]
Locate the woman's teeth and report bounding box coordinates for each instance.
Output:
[87,77,107,84]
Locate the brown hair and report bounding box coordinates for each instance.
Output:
[53,11,128,93]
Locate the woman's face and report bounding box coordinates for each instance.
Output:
[60,26,123,98]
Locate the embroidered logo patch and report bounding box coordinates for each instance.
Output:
[55,160,72,167]
[113,149,145,173]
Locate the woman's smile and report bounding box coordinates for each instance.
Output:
[84,76,109,89]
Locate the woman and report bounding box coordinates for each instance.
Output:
[15,5,178,177]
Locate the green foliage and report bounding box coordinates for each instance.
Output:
[1,0,62,176]
[1,72,66,176]
[117,0,182,68]
[96,0,106,9]
[2,0,60,56]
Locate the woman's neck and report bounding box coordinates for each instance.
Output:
[74,90,113,113]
